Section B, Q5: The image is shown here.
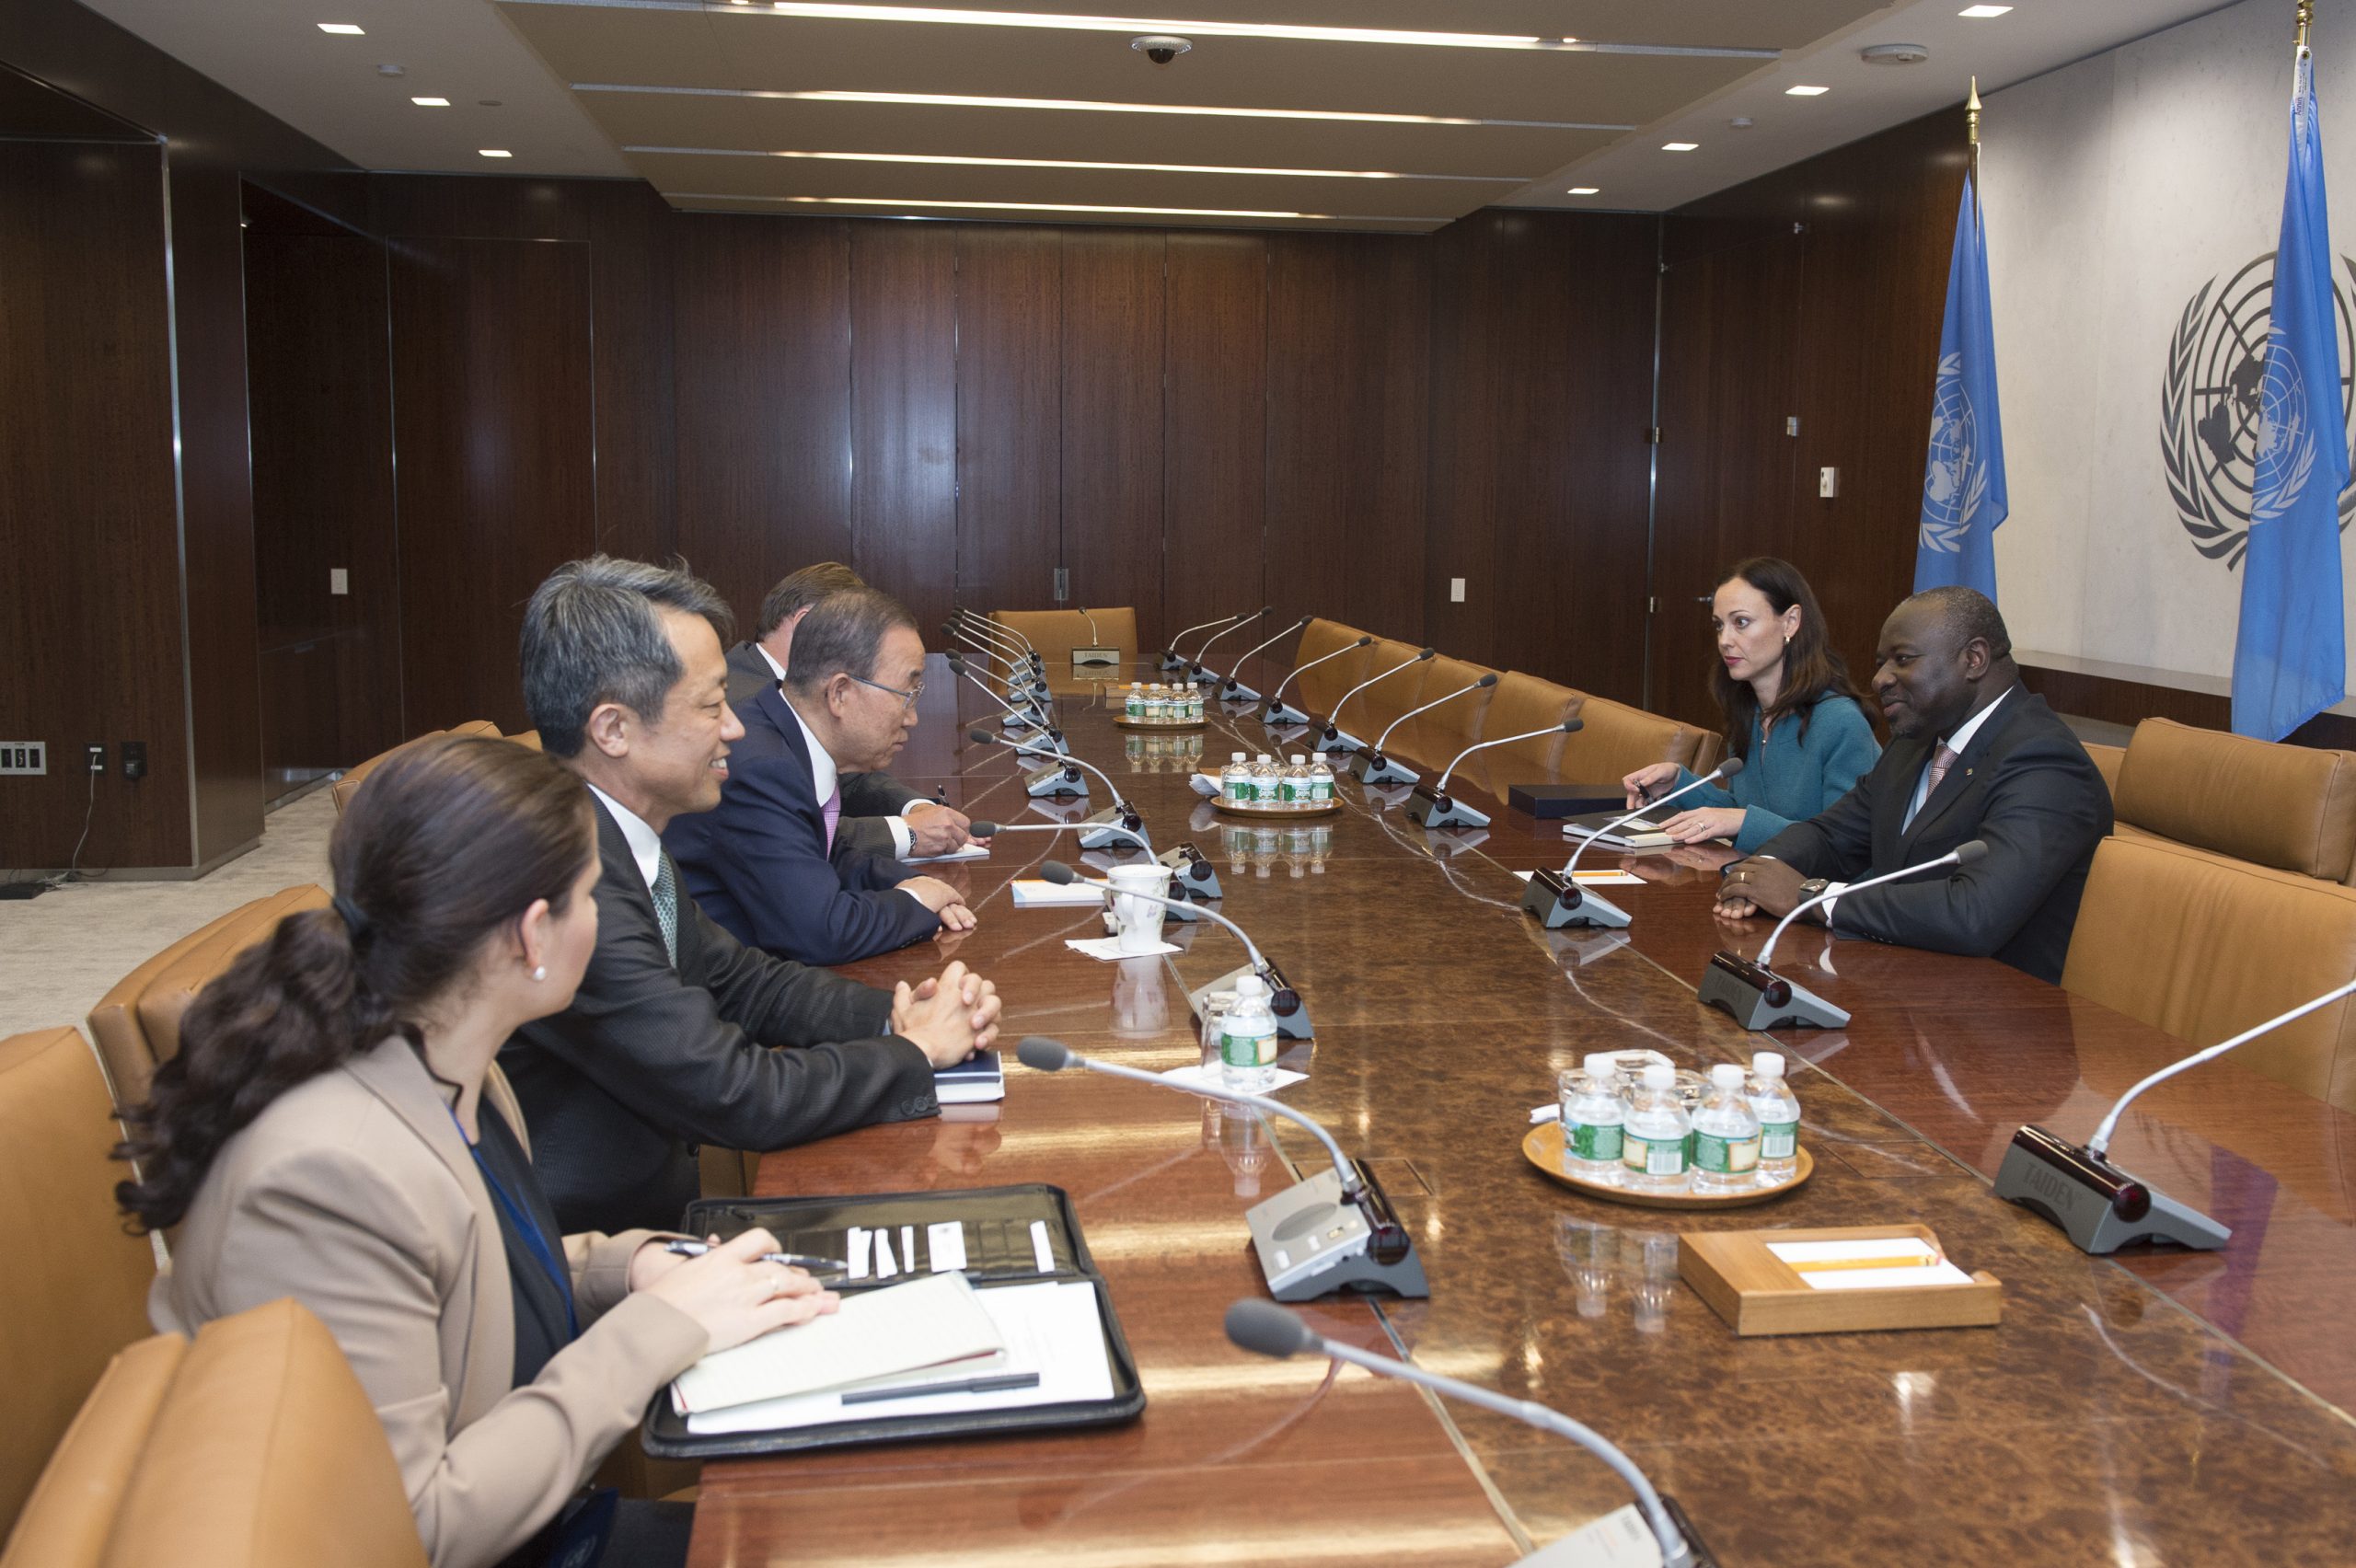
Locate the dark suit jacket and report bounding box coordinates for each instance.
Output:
[1750,686,2112,984]
[664,686,941,964]
[501,796,939,1233]
[724,640,927,856]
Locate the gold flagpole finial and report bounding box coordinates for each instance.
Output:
[2299,0,2314,54]
[1966,76,1981,147]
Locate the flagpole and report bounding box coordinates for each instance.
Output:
[2298,0,2312,59]
[1966,76,1982,225]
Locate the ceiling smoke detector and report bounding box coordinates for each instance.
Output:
[1130,34,1192,64]
[1860,42,1930,65]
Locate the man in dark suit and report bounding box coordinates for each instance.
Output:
[725,561,978,860]
[1714,586,2111,983]
[502,555,1003,1232]
[668,587,977,964]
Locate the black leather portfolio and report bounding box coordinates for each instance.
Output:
[1507,782,1627,819]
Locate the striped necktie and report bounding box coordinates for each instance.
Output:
[1906,744,1960,831]
[652,853,680,969]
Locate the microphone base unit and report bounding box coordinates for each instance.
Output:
[1070,646,1120,668]
[1262,698,1313,727]
[1992,1124,2230,1254]
[1189,962,1312,1041]
[1220,680,1262,704]
[1314,726,1366,755]
[1520,869,1631,930]
[1348,747,1420,787]
[1695,951,1851,1031]
[1513,1497,1718,1568]
[1247,1161,1429,1301]
[1024,763,1091,799]
[1404,786,1491,830]
[1160,842,1224,902]
[1077,808,1149,852]
[1158,650,1188,672]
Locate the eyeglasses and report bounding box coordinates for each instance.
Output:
[846,673,924,711]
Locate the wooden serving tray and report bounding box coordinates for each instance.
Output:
[1678,1223,2002,1336]
[1213,799,1344,821]
[1520,1121,1813,1209]
[1113,715,1208,732]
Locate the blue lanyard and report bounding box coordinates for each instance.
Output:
[451,1106,579,1342]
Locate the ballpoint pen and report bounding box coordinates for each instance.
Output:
[663,1239,850,1273]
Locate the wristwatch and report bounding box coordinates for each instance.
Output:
[1798,878,1831,903]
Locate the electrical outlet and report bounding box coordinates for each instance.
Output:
[0,742,46,776]
[86,743,106,774]
[1819,467,1839,499]
[330,568,349,595]
[1449,578,1467,604]
[121,741,147,781]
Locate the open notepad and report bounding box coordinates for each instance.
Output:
[673,1272,1005,1416]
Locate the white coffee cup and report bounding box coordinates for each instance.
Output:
[1105,863,1174,953]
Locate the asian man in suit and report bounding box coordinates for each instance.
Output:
[502,555,1004,1233]
[724,561,979,860]
[667,587,977,965]
[1713,585,2111,983]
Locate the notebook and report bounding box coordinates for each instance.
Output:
[673,1271,1004,1415]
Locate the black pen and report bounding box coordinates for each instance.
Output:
[662,1239,849,1273]
[839,1372,1042,1406]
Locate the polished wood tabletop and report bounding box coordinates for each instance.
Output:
[689,657,2356,1568]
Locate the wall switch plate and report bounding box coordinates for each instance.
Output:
[121,741,147,780]
[1449,577,1467,604]
[0,743,46,776]
[86,744,106,773]
[329,568,349,595]
[1819,467,1839,498]
[1786,416,1800,436]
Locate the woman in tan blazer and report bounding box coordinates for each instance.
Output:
[118,735,837,1568]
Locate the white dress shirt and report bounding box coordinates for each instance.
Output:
[585,782,664,894]
[1821,684,2015,920]
[759,643,918,859]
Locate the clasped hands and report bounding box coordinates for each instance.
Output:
[1712,857,1820,924]
[890,959,1001,1066]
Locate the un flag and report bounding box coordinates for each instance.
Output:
[1915,175,2008,600]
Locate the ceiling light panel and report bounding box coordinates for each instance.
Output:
[668,191,1446,231]
[968,0,1883,52]
[630,145,1528,181]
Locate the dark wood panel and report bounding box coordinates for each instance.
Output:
[954,225,1062,618]
[2019,664,2356,749]
[388,235,595,733]
[849,220,958,635]
[0,138,185,868]
[672,213,852,630]
[244,227,402,775]
[1266,232,1430,645]
[0,60,147,140]
[585,182,678,564]
[1057,229,1165,648]
[1162,233,1266,653]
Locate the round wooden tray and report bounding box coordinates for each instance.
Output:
[1520,1121,1813,1209]
[1213,799,1344,821]
[1113,715,1207,732]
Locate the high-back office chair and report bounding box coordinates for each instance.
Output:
[991,608,1138,666]
[1552,695,1710,782]
[0,1299,426,1568]
[2108,717,2356,883]
[1473,673,1584,781]
[2063,834,2356,1114]
[85,886,329,1112]
[1288,619,1377,718]
[0,1029,160,1541]
[1349,639,1433,737]
[331,721,502,816]
[1380,654,1497,774]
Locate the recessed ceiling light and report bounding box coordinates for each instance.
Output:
[691,193,1430,223]
[626,145,1521,182]
[1663,142,1700,152]
[1958,5,2012,16]
[576,83,1631,133]
[479,148,513,158]
[1786,85,1830,97]
[317,22,364,34]
[411,96,450,107]
[1566,187,1600,195]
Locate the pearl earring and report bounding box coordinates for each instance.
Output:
[531,965,547,982]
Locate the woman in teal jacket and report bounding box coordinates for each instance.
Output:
[1623,557,1879,853]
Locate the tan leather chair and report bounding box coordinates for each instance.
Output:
[508,730,544,753]
[2,1299,427,1568]
[0,1029,159,1541]
[2109,717,2356,882]
[331,722,502,816]
[1288,618,1376,719]
[2063,835,2356,1114]
[1472,673,1585,780]
[86,886,329,1112]
[1553,695,1710,784]
[992,608,1138,666]
[1383,655,1497,774]
[1689,729,1726,776]
[1345,639,1432,739]
[2085,742,2124,800]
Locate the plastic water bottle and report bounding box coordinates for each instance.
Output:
[1748,1051,1801,1179]
[1222,752,1250,805]
[1251,754,1280,804]
[1309,755,1335,804]
[1622,1064,1692,1190]
[1184,686,1205,723]
[1151,684,1175,722]
[1691,1064,1763,1193]
[1219,973,1279,1093]
[1559,1053,1626,1172]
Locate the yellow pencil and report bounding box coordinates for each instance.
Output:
[1786,1253,1943,1274]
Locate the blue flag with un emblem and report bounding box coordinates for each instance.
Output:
[2234,49,2349,742]
[1915,174,2008,600]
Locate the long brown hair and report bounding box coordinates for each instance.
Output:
[115,735,595,1233]
[1710,557,1875,761]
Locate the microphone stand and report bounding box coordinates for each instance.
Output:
[1521,759,1746,930]
[1314,648,1435,755]
[1216,616,1311,704]
[943,654,1056,741]
[1696,841,1984,1030]
[1039,861,1310,1040]
[974,731,1149,851]
[1349,674,1498,786]
[1071,606,1119,668]
[1406,719,1584,829]
[1019,1037,1424,1299]
[1187,606,1273,686]
[1993,974,2356,1253]
[1262,635,1371,727]
[1161,610,1242,672]
[953,606,1040,667]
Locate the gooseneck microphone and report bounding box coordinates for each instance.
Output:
[1071,607,1119,668]
[1316,647,1435,755]
[968,816,1151,857]
[969,729,1133,813]
[943,624,1044,696]
[1407,718,1584,830]
[1222,1303,1702,1566]
[1350,673,1498,787]
[1697,840,1986,1031]
[953,606,1038,663]
[1263,635,1372,727]
[1162,610,1242,670]
[1017,1037,1425,1300]
[1188,606,1273,685]
[944,653,1055,740]
[1217,616,1311,704]
[1521,758,1746,931]
[1037,860,1308,1039]
[1994,974,2356,1254]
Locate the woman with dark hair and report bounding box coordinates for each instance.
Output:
[121,734,833,1568]
[1623,557,1880,851]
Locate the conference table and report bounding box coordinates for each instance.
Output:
[687,656,2356,1567]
